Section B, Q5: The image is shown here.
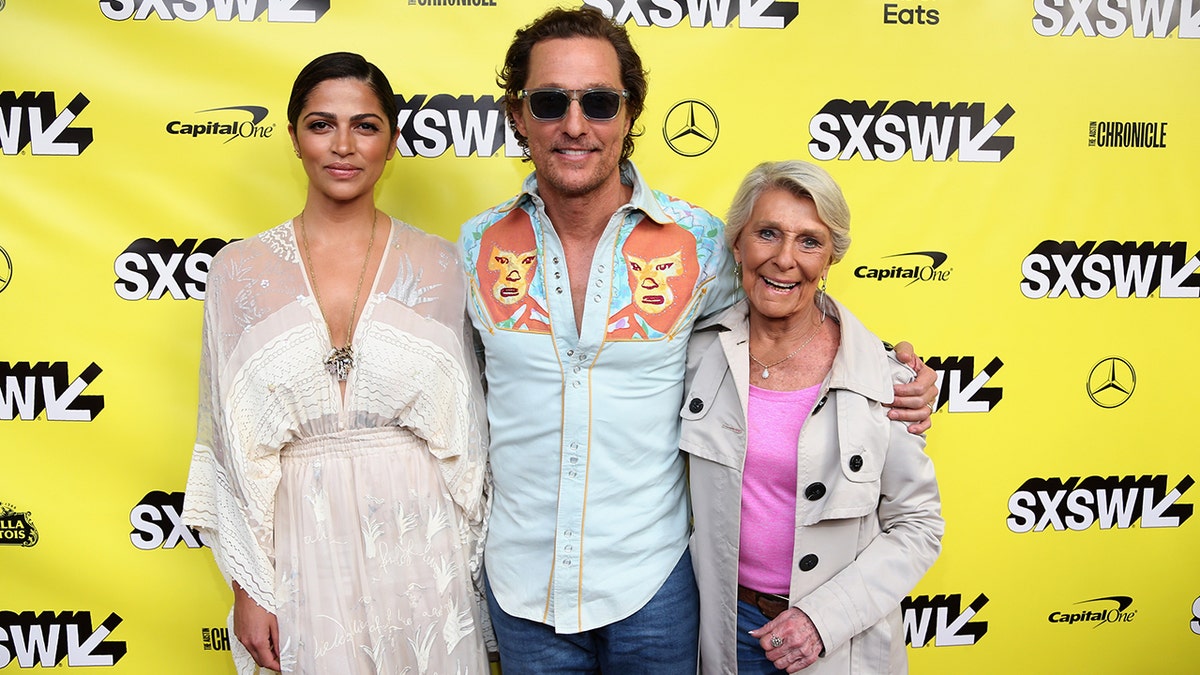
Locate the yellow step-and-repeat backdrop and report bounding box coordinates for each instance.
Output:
[2,0,1197,672]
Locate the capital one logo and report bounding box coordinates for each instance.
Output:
[584,0,798,28]
[0,92,93,156]
[99,0,329,22]
[1033,0,1200,38]
[926,356,1003,413]
[1048,596,1137,627]
[903,593,989,647]
[809,100,1015,162]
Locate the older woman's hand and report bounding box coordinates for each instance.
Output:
[887,340,938,434]
[749,607,824,672]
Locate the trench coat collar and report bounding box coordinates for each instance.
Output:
[697,297,897,404]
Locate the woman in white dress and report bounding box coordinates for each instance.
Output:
[182,52,490,674]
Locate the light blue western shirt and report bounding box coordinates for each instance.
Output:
[461,161,738,632]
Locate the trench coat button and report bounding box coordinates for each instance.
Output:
[798,554,819,572]
[804,482,826,501]
[688,398,704,414]
[849,455,864,472]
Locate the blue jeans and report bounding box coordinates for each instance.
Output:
[736,599,786,675]
[485,548,699,675]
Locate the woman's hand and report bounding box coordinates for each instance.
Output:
[749,607,824,673]
[887,340,938,434]
[232,581,281,671]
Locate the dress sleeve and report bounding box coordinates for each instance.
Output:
[182,246,280,615]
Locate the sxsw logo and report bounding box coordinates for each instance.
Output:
[1,362,104,422]
[1007,474,1194,533]
[1021,240,1200,299]
[925,356,1003,413]
[0,92,93,156]
[395,94,522,158]
[0,611,126,668]
[99,0,328,22]
[809,100,1015,162]
[1033,0,1200,38]
[114,238,233,301]
[903,593,989,647]
[130,491,204,550]
[583,0,798,28]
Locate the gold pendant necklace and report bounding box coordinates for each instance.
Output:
[297,209,378,382]
[750,320,822,379]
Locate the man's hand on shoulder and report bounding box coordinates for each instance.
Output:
[888,341,937,435]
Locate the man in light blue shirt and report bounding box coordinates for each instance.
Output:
[461,7,936,673]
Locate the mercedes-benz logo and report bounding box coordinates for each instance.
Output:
[1087,356,1136,408]
[0,246,11,294]
[663,100,719,157]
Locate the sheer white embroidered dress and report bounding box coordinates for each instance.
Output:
[182,218,489,674]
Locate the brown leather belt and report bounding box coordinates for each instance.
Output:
[738,584,789,620]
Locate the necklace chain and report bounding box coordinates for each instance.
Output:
[750,320,822,380]
[297,209,378,381]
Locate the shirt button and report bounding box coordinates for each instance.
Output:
[688,398,704,413]
[804,482,826,501]
[570,442,579,450]
[562,558,572,566]
[572,381,581,389]
[573,366,581,373]
[849,455,864,472]
[556,287,563,294]
[567,350,574,356]
[553,257,560,264]
[798,554,819,572]
[569,456,578,464]
[568,470,577,478]
[593,294,601,302]
[594,279,602,287]
[555,272,561,279]
[564,530,572,537]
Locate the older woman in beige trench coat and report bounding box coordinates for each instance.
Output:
[681,160,943,674]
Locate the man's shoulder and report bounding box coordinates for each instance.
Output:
[459,196,524,252]
[644,188,723,234]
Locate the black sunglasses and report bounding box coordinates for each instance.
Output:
[519,88,629,121]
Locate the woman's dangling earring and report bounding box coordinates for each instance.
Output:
[818,276,828,323]
[734,262,742,283]
[295,149,302,158]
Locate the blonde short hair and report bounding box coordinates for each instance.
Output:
[725,160,851,264]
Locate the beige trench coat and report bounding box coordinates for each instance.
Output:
[681,298,943,675]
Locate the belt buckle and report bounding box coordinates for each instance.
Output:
[755,592,786,620]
